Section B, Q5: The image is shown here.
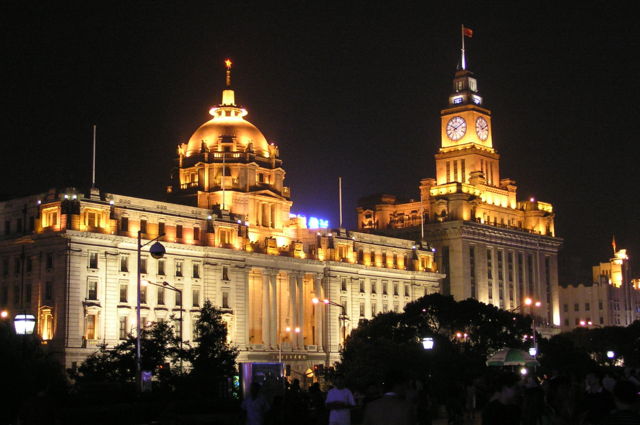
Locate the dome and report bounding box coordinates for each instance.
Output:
[185,110,270,157]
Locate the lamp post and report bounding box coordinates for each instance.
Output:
[312,297,348,348]
[136,231,165,393]
[523,297,541,358]
[14,245,36,336]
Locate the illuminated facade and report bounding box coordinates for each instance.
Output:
[357,54,562,326]
[559,248,640,331]
[0,62,441,375]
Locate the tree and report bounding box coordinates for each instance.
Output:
[186,300,238,397]
[72,320,184,388]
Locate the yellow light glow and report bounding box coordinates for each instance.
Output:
[225,59,232,69]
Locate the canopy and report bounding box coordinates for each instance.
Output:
[486,348,539,367]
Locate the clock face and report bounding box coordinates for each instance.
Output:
[446,116,466,141]
[475,116,489,141]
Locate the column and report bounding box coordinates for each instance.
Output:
[269,270,278,348]
[236,267,250,350]
[262,272,271,347]
[289,273,297,347]
[296,272,304,349]
[314,273,323,350]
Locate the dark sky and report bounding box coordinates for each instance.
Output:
[2,2,639,280]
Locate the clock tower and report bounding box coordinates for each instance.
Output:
[436,67,499,187]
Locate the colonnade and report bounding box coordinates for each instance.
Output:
[248,269,325,351]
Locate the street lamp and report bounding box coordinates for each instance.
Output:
[136,231,165,393]
[422,337,434,350]
[606,350,615,359]
[312,297,348,347]
[523,298,542,358]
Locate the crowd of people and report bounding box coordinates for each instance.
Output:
[240,368,640,425]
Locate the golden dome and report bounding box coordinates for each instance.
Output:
[185,105,270,157]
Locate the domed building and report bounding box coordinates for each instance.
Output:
[0,60,442,379]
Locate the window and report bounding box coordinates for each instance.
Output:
[359,301,365,317]
[487,250,493,279]
[564,318,569,326]
[176,225,183,239]
[382,280,388,295]
[599,317,604,325]
[87,279,98,300]
[89,252,98,269]
[120,256,128,272]
[174,318,182,339]
[175,290,182,307]
[119,282,128,303]
[140,219,147,234]
[140,258,147,274]
[158,222,165,236]
[25,283,32,304]
[4,220,9,235]
[15,257,21,275]
[45,281,53,300]
[119,316,128,339]
[0,286,7,305]
[192,263,200,279]
[371,302,377,315]
[140,285,147,304]
[393,282,399,296]
[158,259,165,275]
[585,303,590,311]
[193,227,200,241]
[222,266,229,281]
[26,257,32,273]
[2,258,8,277]
[86,314,97,340]
[563,304,568,313]
[574,303,579,312]
[222,291,230,309]
[192,288,200,307]
[405,284,410,297]
[17,218,23,234]
[359,280,365,293]
[175,261,183,277]
[341,278,347,291]
[120,217,129,232]
[13,285,20,305]
[371,279,377,294]
[575,318,579,325]
[157,286,165,305]
[87,212,97,228]
[599,301,603,310]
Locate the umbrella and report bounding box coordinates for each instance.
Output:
[486,348,540,367]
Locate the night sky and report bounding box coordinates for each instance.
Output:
[2,2,639,281]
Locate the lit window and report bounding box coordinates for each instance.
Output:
[119,282,128,303]
[120,217,129,232]
[193,263,200,279]
[140,258,147,274]
[222,266,229,281]
[193,227,200,241]
[175,291,182,307]
[140,219,147,234]
[119,316,128,340]
[176,225,183,239]
[222,291,229,309]
[140,285,147,304]
[120,256,128,272]
[86,314,97,340]
[158,259,165,275]
[192,288,200,307]
[176,261,183,277]
[157,286,165,305]
[159,222,165,236]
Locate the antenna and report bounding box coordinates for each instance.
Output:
[338,177,343,228]
[92,124,97,188]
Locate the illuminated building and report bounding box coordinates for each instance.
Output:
[0,61,441,374]
[357,44,562,327]
[559,246,640,330]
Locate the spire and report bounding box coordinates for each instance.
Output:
[221,59,236,106]
[448,26,482,107]
[225,58,232,87]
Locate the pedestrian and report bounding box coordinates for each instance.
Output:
[601,380,640,425]
[325,375,356,425]
[241,382,270,425]
[481,372,521,425]
[363,374,415,425]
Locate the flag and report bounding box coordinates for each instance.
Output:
[612,235,617,254]
[463,26,473,38]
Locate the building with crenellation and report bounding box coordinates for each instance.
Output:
[0,61,442,378]
[559,246,640,331]
[356,42,562,328]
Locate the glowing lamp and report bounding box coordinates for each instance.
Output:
[606,350,615,359]
[0,310,8,319]
[422,337,434,350]
[14,314,36,335]
[225,59,232,69]
[529,347,537,357]
[520,367,528,376]
[312,298,319,304]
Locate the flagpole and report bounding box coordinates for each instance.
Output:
[461,24,466,70]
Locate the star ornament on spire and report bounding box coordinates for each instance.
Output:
[225,59,232,69]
